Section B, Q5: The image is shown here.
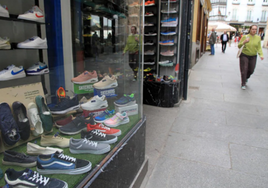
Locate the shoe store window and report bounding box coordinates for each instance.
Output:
[0,0,146,187]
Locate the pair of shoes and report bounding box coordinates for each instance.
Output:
[241,86,246,90]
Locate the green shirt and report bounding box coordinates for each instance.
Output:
[123,34,140,53]
[238,34,263,57]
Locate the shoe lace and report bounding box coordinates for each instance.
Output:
[82,138,98,147]
[92,130,106,137]
[23,170,49,186]
[58,153,76,162]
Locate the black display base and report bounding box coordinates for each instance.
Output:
[76,116,147,188]
[143,81,180,107]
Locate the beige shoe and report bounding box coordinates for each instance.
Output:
[27,142,63,155]
[93,75,118,89]
[40,133,70,148]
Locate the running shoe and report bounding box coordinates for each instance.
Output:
[0,103,20,146]
[161,17,177,23]
[49,94,80,114]
[93,75,118,89]
[0,65,26,81]
[26,62,49,75]
[2,151,37,168]
[17,5,45,23]
[27,102,43,136]
[145,0,155,6]
[159,39,174,45]
[87,123,121,136]
[37,152,92,175]
[0,37,11,49]
[0,4,9,17]
[81,129,118,144]
[40,133,70,148]
[69,138,111,154]
[71,70,98,84]
[114,94,136,106]
[81,95,108,111]
[27,142,63,156]
[160,50,175,56]
[17,36,47,49]
[5,168,68,188]
[145,11,154,16]
[104,112,130,127]
[94,109,115,123]
[161,31,176,35]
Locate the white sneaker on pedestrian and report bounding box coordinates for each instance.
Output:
[27,102,43,136]
[17,36,47,49]
[241,86,246,90]
[18,6,45,23]
[0,65,26,81]
[0,4,9,17]
[81,95,108,111]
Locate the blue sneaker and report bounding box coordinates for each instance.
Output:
[0,103,20,146]
[114,94,136,107]
[36,152,92,175]
[161,17,176,23]
[94,109,116,123]
[160,31,176,35]
[49,94,80,114]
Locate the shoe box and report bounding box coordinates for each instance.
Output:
[94,88,117,98]
[73,83,94,94]
[82,107,107,117]
[115,104,138,116]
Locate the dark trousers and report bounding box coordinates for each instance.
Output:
[239,53,257,86]
[129,52,138,77]
[221,41,227,52]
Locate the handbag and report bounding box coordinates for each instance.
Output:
[237,45,244,58]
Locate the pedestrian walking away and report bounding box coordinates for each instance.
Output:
[238,25,264,90]
[209,28,216,55]
[220,30,229,53]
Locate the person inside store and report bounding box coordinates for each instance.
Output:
[220,30,229,53]
[209,28,216,56]
[123,26,141,81]
[238,25,264,90]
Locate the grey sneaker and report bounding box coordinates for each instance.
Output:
[69,138,111,154]
[59,115,94,135]
[2,150,37,168]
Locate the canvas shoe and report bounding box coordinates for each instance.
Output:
[27,142,63,155]
[0,103,20,146]
[55,115,73,128]
[0,4,9,17]
[159,60,173,66]
[41,133,70,148]
[0,65,26,81]
[87,123,121,136]
[104,112,130,127]
[69,138,110,154]
[114,94,136,106]
[2,151,37,168]
[71,70,98,84]
[59,114,94,135]
[81,129,117,144]
[93,75,118,89]
[81,95,108,111]
[5,168,68,188]
[35,95,53,132]
[26,62,49,75]
[27,102,43,136]
[94,109,115,123]
[37,152,92,175]
[49,94,80,114]
[12,101,31,140]
[0,37,11,49]
[18,6,45,23]
[17,36,47,49]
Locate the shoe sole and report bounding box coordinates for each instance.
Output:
[17,45,47,49]
[2,160,36,168]
[81,103,108,111]
[92,137,118,144]
[0,73,26,81]
[94,117,112,123]
[69,145,111,154]
[40,142,69,148]
[36,162,92,175]
[104,117,130,128]
[59,127,87,135]
[93,82,118,89]
[114,100,136,107]
[0,44,11,49]
[17,16,45,23]
[72,77,98,84]
[26,68,49,75]
[50,104,80,114]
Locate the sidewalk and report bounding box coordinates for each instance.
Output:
[141,43,268,188]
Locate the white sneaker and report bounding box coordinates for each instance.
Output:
[241,86,246,90]
[27,102,43,136]
[26,62,49,75]
[93,75,118,89]
[0,65,26,81]
[17,36,47,49]
[0,37,11,49]
[18,6,44,23]
[81,95,108,111]
[27,142,63,155]
[0,4,9,18]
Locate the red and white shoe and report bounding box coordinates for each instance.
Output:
[87,123,121,136]
[18,6,45,23]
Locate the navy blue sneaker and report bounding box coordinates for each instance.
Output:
[4,168,68,188]
[49,94,80,114]
[36,151,92,175]
[2,150,37,168]
[114,94,136,106]
[12,101,31,140]
[0,103,20,146]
